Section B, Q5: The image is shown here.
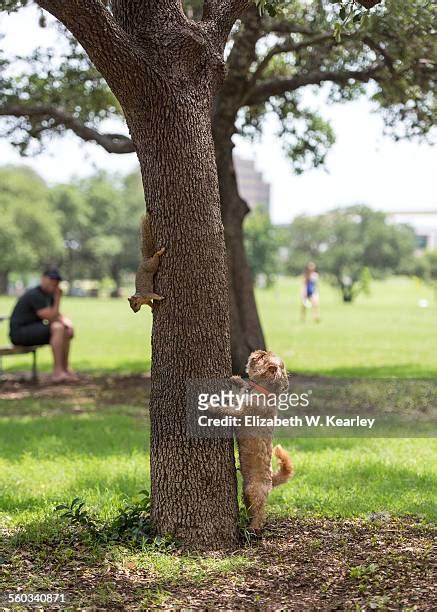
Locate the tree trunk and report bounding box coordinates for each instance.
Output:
[124,85,239,549]
[340,283,355,302]
[0,270,9,295]
[213,121,266,375]
[65,246,76,296]
[110,263,122,298]
[35,0,251,551]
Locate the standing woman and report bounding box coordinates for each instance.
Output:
[301,262,320,323]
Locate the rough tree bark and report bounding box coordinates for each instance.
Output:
[35,0,252,549]
[124,88,239,548]
[213,122,266,374]
[212,6,266,374]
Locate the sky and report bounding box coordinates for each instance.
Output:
[1,7,436,225]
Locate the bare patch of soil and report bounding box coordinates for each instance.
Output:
[0,373,150,408]
[1,518,434,610]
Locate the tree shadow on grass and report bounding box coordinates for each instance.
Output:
[316,364,437,378]
[271,458,437,520]
[0,413,150,461]
[1,359,152,376]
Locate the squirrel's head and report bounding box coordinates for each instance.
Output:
[128,295,151,312]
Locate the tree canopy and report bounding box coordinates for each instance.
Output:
[0,0,434,168]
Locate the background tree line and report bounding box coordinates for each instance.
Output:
[0,164,144,294]
[2,161,434,304]
[244,202,437,302]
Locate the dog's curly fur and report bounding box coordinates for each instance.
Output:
[212,350,294,531]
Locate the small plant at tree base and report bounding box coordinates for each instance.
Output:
[54,490,175,550]
[239,504,260,545]
[108,489,153,543]
[55,498,101,537]
[349,562,379,579]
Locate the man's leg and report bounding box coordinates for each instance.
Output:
[50,321,68,380]
[301,299,307,322]
[62,324,79,379]
[62,326,73,371]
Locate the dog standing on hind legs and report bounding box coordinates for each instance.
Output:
[210,350,294,532]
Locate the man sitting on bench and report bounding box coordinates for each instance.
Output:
[9,268,78,383]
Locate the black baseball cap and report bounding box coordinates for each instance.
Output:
[43,267,63,281]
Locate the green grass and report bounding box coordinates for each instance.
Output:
[1,276,436,377]
[1,277,435,604]
[1,399,435,536]
[260,275,437,378]
[0,399,435,604]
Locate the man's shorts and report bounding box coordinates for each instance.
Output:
[10,321,51,346]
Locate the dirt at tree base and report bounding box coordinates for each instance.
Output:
[0,373,150,407]
[1,517,434,610]
[158,517,435,611]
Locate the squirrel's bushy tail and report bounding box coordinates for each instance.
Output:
[272,444,294,487]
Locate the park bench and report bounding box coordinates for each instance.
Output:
[0,315,41,383]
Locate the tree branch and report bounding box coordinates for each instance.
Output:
[0,104,135,154]
[264,22,318,36]
[215,5,262,119]
[36,0,138,92]
[357,1,381,8]
[250,32,336,85]
[245,64,385,105]
[363,36,395,72]
[201,0,252,48]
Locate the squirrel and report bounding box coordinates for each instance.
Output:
[128,214,165,312]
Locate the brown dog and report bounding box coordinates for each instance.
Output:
[210,350,294,531]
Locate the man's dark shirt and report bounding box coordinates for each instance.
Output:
[9,286,54,334]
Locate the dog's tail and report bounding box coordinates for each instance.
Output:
[272,444,294,487]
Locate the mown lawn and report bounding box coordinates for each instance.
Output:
[1,386,435,531]
[0,277,435,608]
[0,276,436,377]
[0,384,435,607]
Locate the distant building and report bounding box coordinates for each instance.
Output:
[386,210,437,252]
[234,157,270,211]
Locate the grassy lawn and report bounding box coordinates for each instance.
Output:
[1,396,435,528]
[0,276,436,377]
[0,276,435,607]
[0,385,435,607]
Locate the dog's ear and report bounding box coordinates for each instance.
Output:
[246,349,267,373]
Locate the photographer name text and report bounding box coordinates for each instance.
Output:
[198,415,376,429]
